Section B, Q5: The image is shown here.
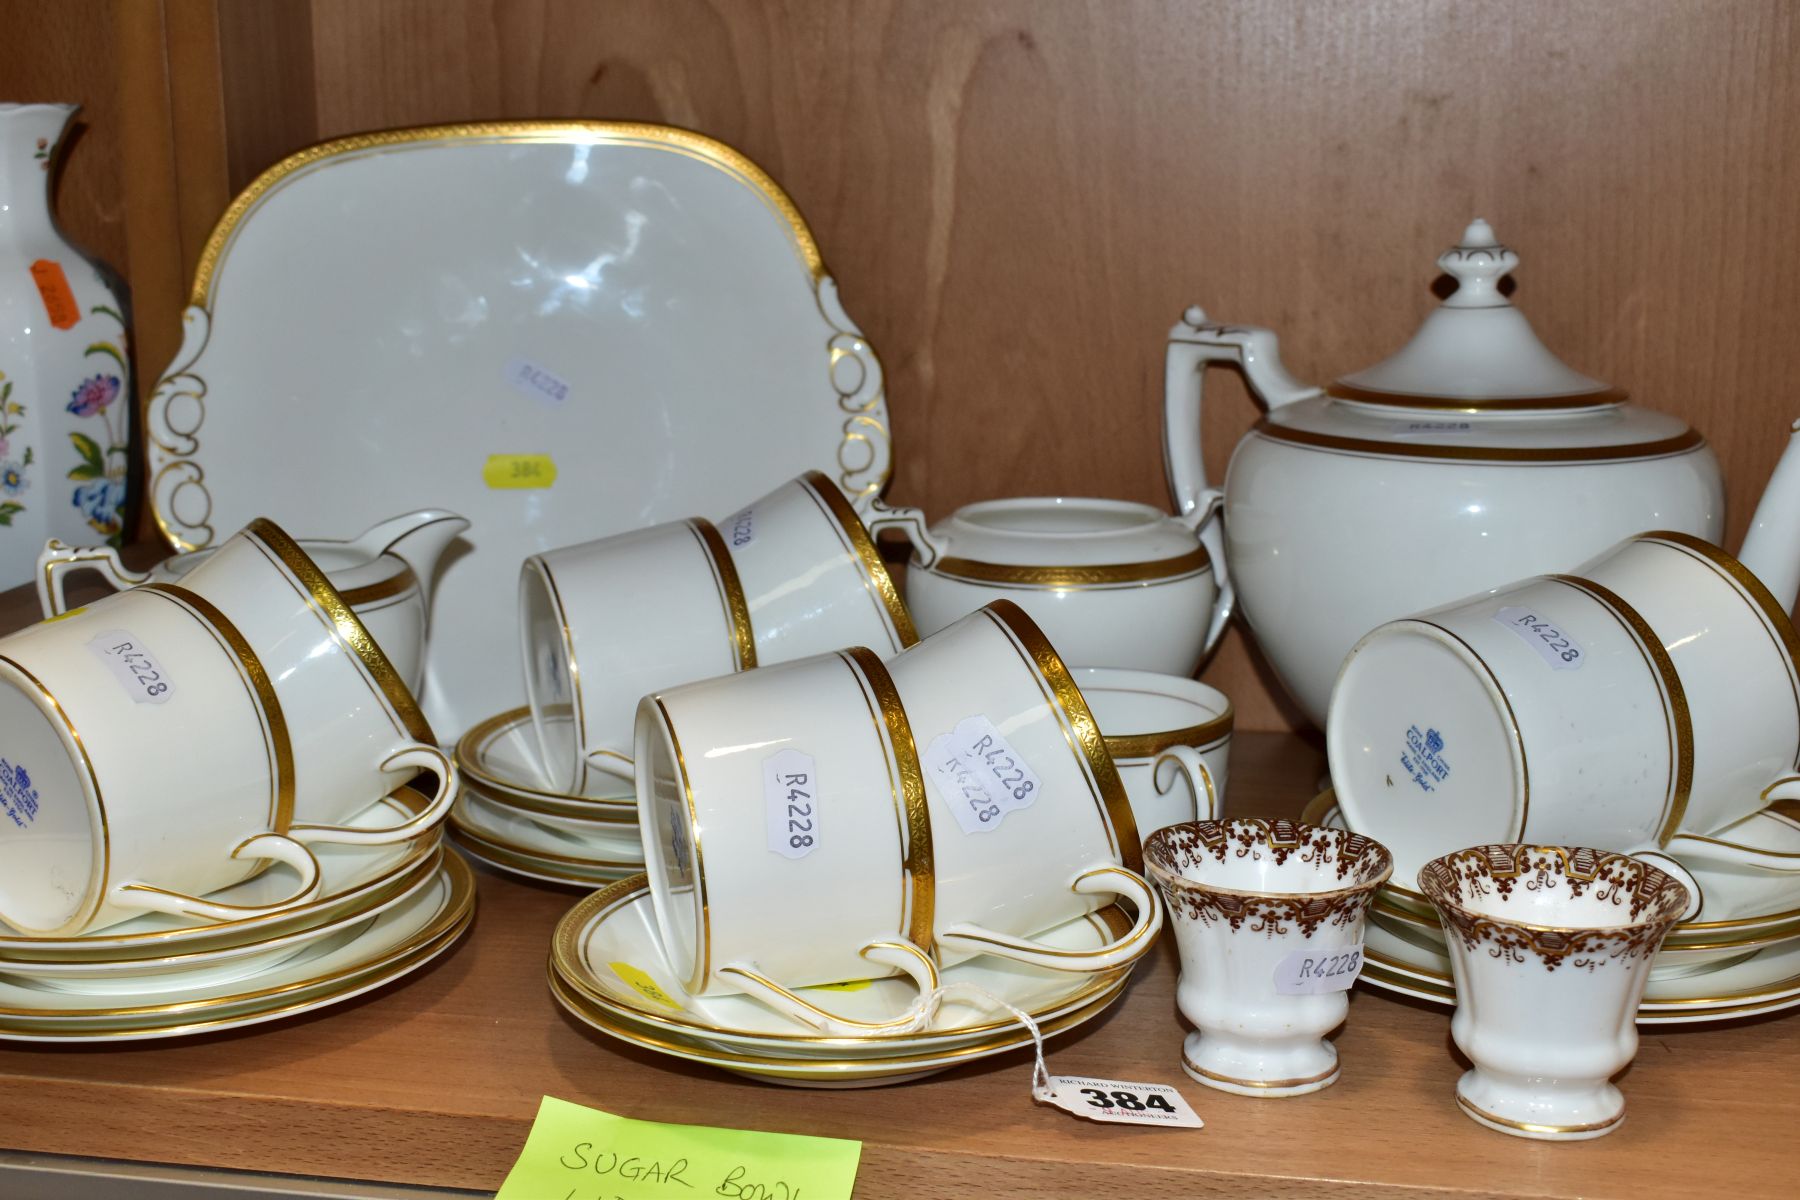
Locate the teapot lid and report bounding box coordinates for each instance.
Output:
[1331,219,1621,411]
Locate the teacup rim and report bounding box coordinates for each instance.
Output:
[1143,818,1395,903]
[1417,842,1691,935]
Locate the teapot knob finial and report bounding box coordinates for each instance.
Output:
[1437,217,1519,309]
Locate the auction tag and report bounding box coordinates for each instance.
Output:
[763,748,819,860]
[1493,604,1584,671]
[484,453,558,490]
[30,259,80,329]
[1273,943,1364,994]
[86,629,174,705]
[505,356,572,406]
[1038,1075,1203,1129]
[924,714,1043,834]
[723,505,756,548]
[496,1096,861,1199]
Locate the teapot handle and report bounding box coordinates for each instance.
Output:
[1164,308,1321,660]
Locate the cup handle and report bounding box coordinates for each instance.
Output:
[581,746,636,787]
[111,832,323,921]
[36,540,150,618]
[714,938,942,1036]
[287,744,458,846]
[936,865,1164,972]
[1153,746,1221,823]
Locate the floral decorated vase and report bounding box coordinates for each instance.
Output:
[0,103,131,588]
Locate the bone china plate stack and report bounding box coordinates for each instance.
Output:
[449,708,645,886]
[1302,791,1800,1023]
[546,875,1135,1087]
[0,790,474,1041]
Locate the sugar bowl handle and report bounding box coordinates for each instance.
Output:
[862,496,945,568]
[36,540,151,618]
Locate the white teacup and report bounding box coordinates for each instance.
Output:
[524,475,915,795]
[0,556,446,936]
[36,509,468,696]
[635,648,939,1034]
[1419,844,1689,1139]
[885,601,1163,971]
[1328,549,1784,909]
[1074,667,1231,835]
[1146,819,1392,1097]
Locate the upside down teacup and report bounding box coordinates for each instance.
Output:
[1419,844,1689,1140]
[635,648,939,1034]
[884,601,1163,971]
[37,509,469,697]
[1327,540,1800,912]
[524,474,915,796]
[1146,819,1392,1097]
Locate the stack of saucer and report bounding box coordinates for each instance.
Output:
[450,708,645,886]
[547,875,1137,1087]
[1303,791,1800,1023]
[0,788,474,1041]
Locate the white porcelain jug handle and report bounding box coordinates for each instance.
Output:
[286,744,458,846]
[714,937,942,1036]
[35,539,150,618]
[861,496,945,567]
[1152,747,1221,823]
[936,865,1164,972]
[112,832,323,921]
[1163,305,1321,521]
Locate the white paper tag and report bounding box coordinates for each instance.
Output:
[504,356,572,406]
[723,505,756,549]
[1493,604,1585,670]
[924,715,1043,835]
[86,629,174,705]
[1039,1075,1203,1128]
[763,748,819,859]
[1273,943,1364,994]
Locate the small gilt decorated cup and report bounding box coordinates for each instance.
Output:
[1418,844,1690,1140]
[1145,819,1392,1097]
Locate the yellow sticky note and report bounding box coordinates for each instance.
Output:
[609,961,684,1011]
[497,1096,861,1200]
[484,453,557,490]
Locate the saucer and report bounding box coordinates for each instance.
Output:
[456,709,637,816]
[450,818,640,889]
[0,848,447,994]
[550,875,1138,1054]
[0,853,474,1040]
[456,789,643,862]
[0,789,441,961]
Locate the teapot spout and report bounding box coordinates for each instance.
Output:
[1736,421,1800,612]
[346,509,470,607]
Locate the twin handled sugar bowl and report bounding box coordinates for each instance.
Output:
[1165,219,1724,727]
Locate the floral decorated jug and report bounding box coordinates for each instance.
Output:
[0,103,130,587]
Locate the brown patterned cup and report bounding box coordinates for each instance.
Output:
[1145,819,1392,1097]
[1419,844,1690,1140]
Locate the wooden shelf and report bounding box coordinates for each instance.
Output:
[0,580,1792,1197]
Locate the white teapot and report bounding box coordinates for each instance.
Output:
[1164,219,1724,727]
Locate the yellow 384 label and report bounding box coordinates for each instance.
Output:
[483,453,557,490]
